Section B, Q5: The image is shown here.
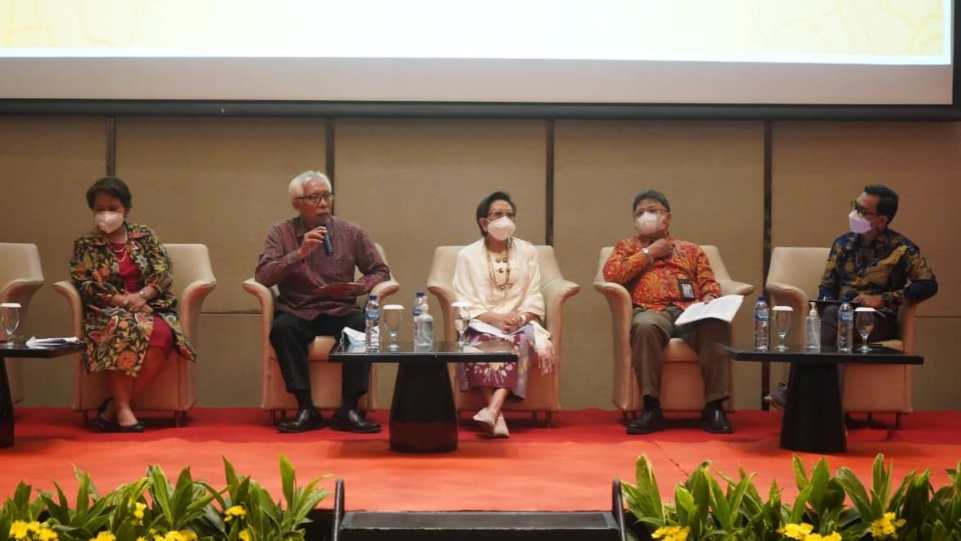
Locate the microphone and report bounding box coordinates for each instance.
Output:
[323,227,333,256]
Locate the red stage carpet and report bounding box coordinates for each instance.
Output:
[2,408,959,512]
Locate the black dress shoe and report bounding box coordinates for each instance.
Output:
[277,409,325,433]
[331,409,381,433]
[115,421,145,433]
[90,416,144,433]
[626,408,664,435]
[702,405,733,434]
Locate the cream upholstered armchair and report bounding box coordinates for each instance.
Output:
[426,245,580,426]
[244,243,398,421]
[54,244,216,425]
[594,245,754,419]
[0,243,45,405]
[766,246,919,423]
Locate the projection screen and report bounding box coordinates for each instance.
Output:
[0,0,953,105]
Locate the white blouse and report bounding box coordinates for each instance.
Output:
[452,237,546,320]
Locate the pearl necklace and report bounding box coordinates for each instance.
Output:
[485,239,513,292]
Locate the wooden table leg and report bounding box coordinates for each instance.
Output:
[780,363,846,453]
[1,356,14,447]
[389,362,458,453]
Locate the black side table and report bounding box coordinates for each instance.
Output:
[1,342,83,447]
[722,344,922,453]
[330,341,517,453]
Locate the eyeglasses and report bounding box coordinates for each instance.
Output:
[297,192,334,204]
[487,211,516,220]
[633,207,667,218]
[851,200,877,218]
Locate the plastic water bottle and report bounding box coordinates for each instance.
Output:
[837,301,854,353]
[805,301,821,352]
[753,297,770,351]
[413,292,434,347]
[365,294,381,351]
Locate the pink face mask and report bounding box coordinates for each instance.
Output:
[94,211,124,234]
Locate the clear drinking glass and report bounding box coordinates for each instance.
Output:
[772,306,793,352]
[452,301,471,346]
[382,304,403,350]
[0,303,21,347]
[855,307,875,352]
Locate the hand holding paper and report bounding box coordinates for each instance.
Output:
[674,295,744,327]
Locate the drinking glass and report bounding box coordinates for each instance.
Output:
[855,307,875,353]
[0,303,21,347]
[383,304,403,350]
[772,306,793,352]
[452,301,471,346]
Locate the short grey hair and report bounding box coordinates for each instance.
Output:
[288,170,332,201]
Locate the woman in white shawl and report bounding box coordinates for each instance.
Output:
[452,191,555,438]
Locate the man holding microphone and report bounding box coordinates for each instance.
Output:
[255,170,390,433]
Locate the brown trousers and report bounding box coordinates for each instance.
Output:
[629,306,731,404]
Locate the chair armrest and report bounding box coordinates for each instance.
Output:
[593,280,634,333]
[1,278,44,302]
[242,278,276,344]
[720,279,755,297]
[898,299,924,354]
[427,283,458,342]
[180,278,217,345]
[371,279,400,302]
[765,281,809,310]
[52,280,84,337]
[541,279,580,335]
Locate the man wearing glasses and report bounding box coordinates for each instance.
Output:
[255,170,389,433]
[602,190,733,435]
[767,184,938,409]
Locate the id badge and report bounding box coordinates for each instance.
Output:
[678,278,696,301]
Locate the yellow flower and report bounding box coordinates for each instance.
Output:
[177,530,197,541]
[133,502,147,520]
[36,527,58,541]
[90,532,115,541]
[238,530,251,541]
[224,505,247,522]
[778,523,814,540]
[10,521,31,540]
[652,525,689,541]
[804,534,841,541]
[136,537,146,541]
[870,512,906,539]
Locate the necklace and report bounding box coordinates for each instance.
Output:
[485,239,513,292]
[109,231,130,260]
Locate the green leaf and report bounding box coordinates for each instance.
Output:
[792,455,810,492]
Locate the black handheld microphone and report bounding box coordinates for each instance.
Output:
[323,227,333,256]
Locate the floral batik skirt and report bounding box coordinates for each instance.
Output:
[458,324,536,400]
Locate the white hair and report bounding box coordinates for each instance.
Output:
[288,170,332,201]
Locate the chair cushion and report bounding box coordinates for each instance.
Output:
[307,336,337,362]
[663,338,698,363]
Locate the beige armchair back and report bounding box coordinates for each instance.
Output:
[426,244,579,425]
[594,245,755,416]
[243,243,399,418]
[54,243,216,424]
[0,243,45,405]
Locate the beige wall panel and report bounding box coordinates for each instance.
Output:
[335,119,547,404]
[771,122,961,317]
[116,117,327,312]
[192,314,262,407]
[554,120,765,410]
[0,116,107,406]
[912,317,961,410]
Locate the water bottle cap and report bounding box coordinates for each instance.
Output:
[416,291,426,297]
[368,294,377,300]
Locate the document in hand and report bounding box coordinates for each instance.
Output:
[468,319,523,339]
[674,295,745,327]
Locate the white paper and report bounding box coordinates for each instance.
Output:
[340,327,367,350]
[25,336,80,348]
[674,295,744,327]
[467,319,524,339]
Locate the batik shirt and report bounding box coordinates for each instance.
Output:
[603,236,721,311]
[818,229,938,317]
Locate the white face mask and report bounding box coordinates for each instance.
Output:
[94,211,125,234]
[486,216,516,241]
[634,212,662,236]
[848,209,872,234]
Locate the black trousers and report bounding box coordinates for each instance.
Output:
[820,304,898,345]
[269,309,369,409]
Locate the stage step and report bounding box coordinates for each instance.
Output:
[337,511,622,541]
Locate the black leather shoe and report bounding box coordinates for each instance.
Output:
[331,409,381,433]
[115,421,145,433]
[626,408,664,434]
[764,383,788,410]
[90,415,144,433]
[277,409,325,433]
[702,405,733,434]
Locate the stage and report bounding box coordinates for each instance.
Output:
[2,408,959,512]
